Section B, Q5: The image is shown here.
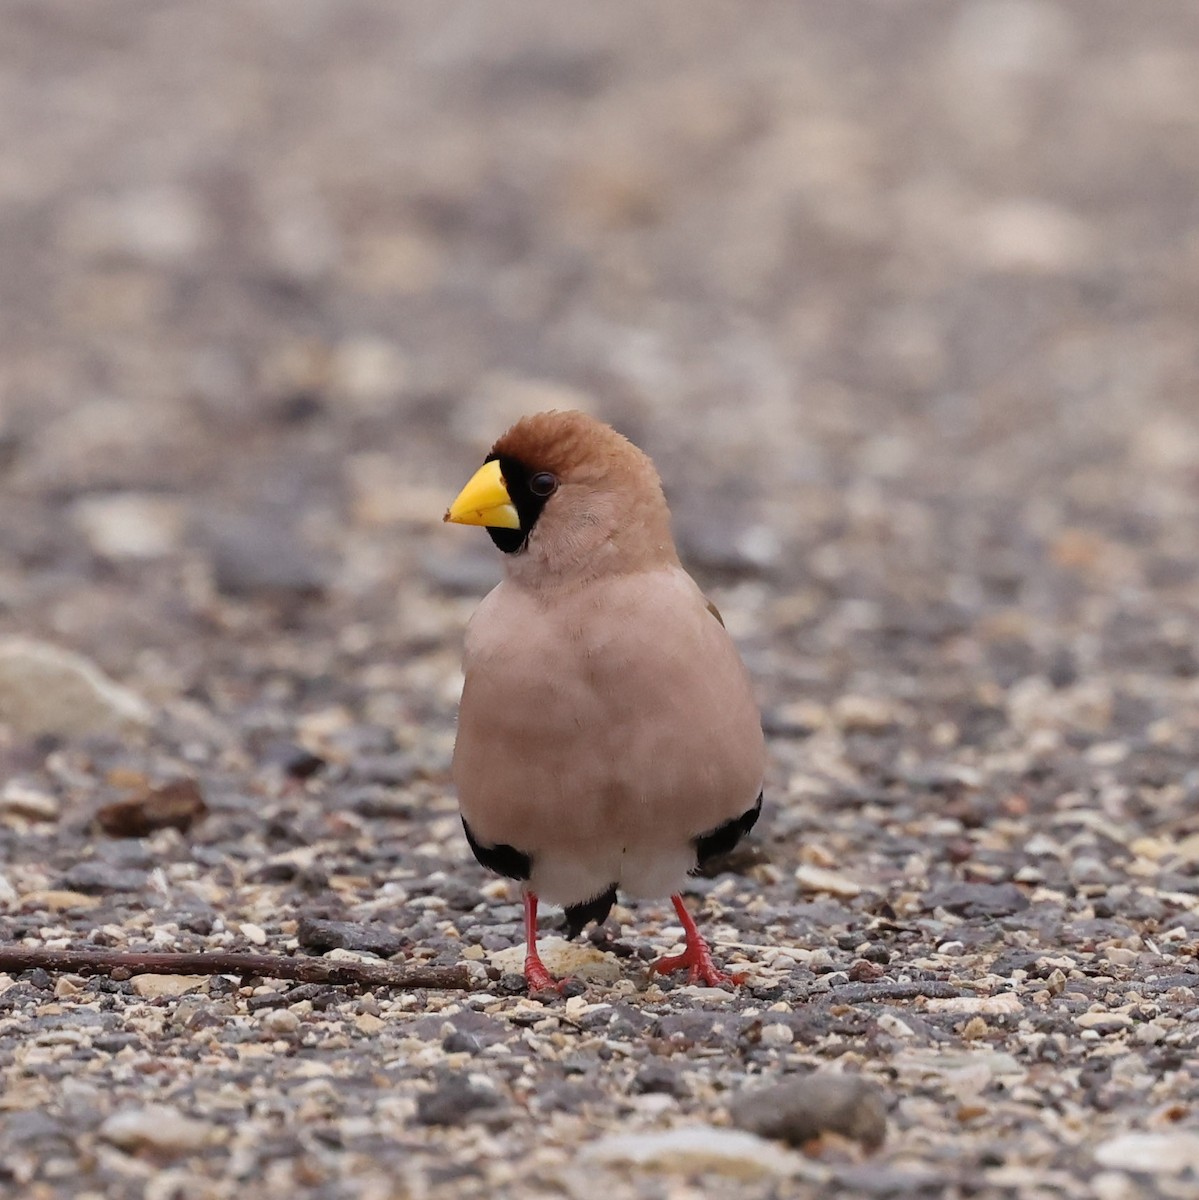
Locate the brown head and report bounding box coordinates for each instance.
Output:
[444,411,678,585]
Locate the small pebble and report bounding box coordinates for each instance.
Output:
[262,1009,300,1035]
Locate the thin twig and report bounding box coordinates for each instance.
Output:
[823,980,963,1004]
[0,945,475,991]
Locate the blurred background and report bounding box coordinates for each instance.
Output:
[5,5,1199,1191]
[2,0,1199,768]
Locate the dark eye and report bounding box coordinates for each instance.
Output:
[529,472,558,498]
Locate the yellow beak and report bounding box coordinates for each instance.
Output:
[444,459,521,530]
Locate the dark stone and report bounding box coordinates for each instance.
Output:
[593,1004,652,1038]
[93,1033,142,1052]
[418,1010,508,1051]
[761,709,818,739]
[422,546,503,596]
[832,1165,946,1197]
[730,1073,887,1151]
[246,991,289,1011]
[94,778,207,838]
[1141,974,1199,993]
[344,787,415,819]
[560,1052,600,1075]
[674,509,779,577]
[274,391,325,424]
[352,753,421,786]
[202,512,329,601]
[248,860,303,883]
[990,950,1041,976]
[5,1111,66,1142]
[536,1080,599,1114]
[441,1030,482,1055]
[60,861,146,894]
[259,741,326,780]
[848,959,885,982]
[95,840,156,869]
[923,882,1030,919]
[441,882,485,912]
[652,1012,749,1047]
[496,973,527,995]
[414,1075,503,1127]
[178,909,216,935]
[632,1061,689,1097]
[1046,649,1078,688]
[295,916,408,958]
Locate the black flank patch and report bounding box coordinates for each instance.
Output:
[562,885,618,939]
[462,817,531,881]
[693,791,763,870]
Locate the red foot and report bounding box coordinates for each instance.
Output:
[650,947,743,988]
[524,954,568,995]
[650,894,744,989]
[522,890,571,995]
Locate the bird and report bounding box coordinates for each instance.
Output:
[443,410,766,993]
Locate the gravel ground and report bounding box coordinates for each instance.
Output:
[3,3,1199,1197]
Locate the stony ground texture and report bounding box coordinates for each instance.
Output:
[2,2,1199,1197]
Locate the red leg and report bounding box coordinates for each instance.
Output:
[522,891,567,995]
[650,894,744,989]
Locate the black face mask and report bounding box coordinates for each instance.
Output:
[484,454,558,554]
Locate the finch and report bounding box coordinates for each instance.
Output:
[444,410,765,992]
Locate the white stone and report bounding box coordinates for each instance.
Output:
[62,187,208,264]
[970,200,1094,275]
[131,974,205,999]
[0,782,60,821]
[925,992,1022,1016]
[832,694,901,732]
[331,337,410,414]
[489,936,620,983]
[72,493,183,560]
[760,1023,795,1047]
[1095,1132,1199,1175]
[677,985,737,1003]
[894,1049,1021,1084]
[98,1104,216,1154]
[0,638,151,738]
[1104,947,1137,967]
[583,1126,826,1181]
[876,1013,916,1039]
[262,1009,299,1035]
[629,1094,677,1117]
[794,864,862,898]
[1076,1011,1132,1031]
[949,0,1075,78]
[1092,1171,1137,1200]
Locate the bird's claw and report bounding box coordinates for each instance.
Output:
[650,947,743,990]
[524,957,573,998]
